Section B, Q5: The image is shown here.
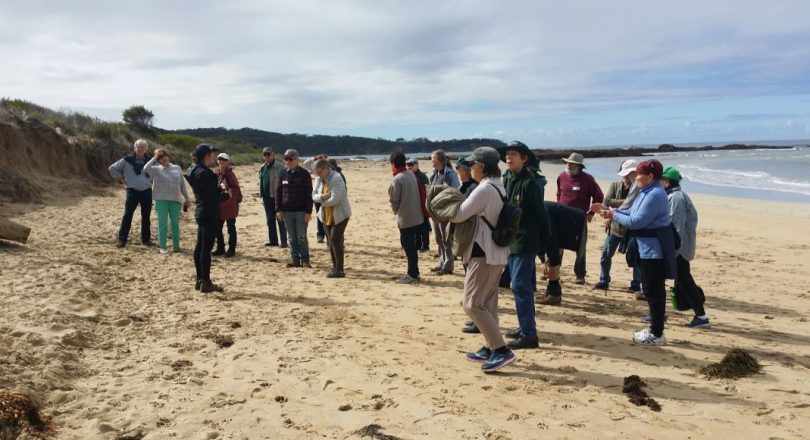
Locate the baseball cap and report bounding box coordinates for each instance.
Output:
[618,159,639,177]
[283,149,299,160]
[467,147,500,167]
[217,152,230,161]
[193,143,219,159]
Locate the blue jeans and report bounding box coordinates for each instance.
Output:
[282,211,310,261]
[599,234,641,289]
[262,196,287,245]
[508,253,537,338]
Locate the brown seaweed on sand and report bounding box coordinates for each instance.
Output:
[622,375,662,412]
[0,392,56,439]
[699,348,761,380]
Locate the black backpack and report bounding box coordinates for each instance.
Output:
[481,183,523,247]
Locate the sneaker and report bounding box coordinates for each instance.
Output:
[461,323,480,334]
[641,315,668,323]
[466,346,491,363]
[419,247,429,253]
[574,277,586,285]
[286,259,301,268]
[429,267,443,273]
[200,280,224,293]
[280,243,289,249]
[326,269,346,278]
[635,291,646,301]
[507,336,539,350]
[685,316,711,329]
[436,269,453,276]
[633,327,666,346]
[143,240,155,247]
[195,279,202,291]
[481,350,516,372]
[594,281,609,290]
[396,274,420,285]
[225,250,236,258]
[536,294,561,305]
[545,282,562,297]
[115,241,126,248]
[301,260,312,268]
[627,285,641,293]
[172,246,182,253]
[212,248,225,256]
[505,329,521,339]
[265,241,276,247]
[159,247,168,254]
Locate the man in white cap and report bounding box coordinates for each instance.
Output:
[594,159,642,292]
[556,152,603,284]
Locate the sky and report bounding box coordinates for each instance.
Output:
[2,0,810,147]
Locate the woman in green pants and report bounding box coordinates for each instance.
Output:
[145,148,191,253]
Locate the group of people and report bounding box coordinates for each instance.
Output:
[388,144,710,373]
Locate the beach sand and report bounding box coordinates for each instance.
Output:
[1,160,809,439]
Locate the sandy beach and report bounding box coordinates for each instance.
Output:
[2,160,810,439]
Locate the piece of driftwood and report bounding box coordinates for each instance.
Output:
[0,217,31,244]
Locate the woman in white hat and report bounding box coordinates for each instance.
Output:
[214,153,241,257]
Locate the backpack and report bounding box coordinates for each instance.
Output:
[480,183,523,247]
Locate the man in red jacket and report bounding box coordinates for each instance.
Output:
[556,152,603,285]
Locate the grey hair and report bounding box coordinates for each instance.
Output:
[313,159,331,171]
[134,139,148,149]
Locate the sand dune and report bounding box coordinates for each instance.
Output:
[1,160,809,439]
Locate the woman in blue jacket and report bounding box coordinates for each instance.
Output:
[595,159,673,346]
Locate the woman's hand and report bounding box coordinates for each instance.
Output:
[600,209,615,220]
[589,202,604,214]
[322,192,332,201]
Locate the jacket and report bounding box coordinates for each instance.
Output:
[186,162,229,221]
[389,169,424,229]
[429,165,460,189]
[276,166,313,213]
[504,168,550,255]
[544,202,586,252]
[313,169,352,225]
[613,183,671,259]
[259,159,284,199]
[217,167,240,220]
[109,153,152,191]
[426,185,476,258]
[144,157,190,204]
[667,185,698,261]
[450,178,510,266]
[604,180,631,237]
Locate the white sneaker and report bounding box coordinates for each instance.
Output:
[159,247,168,254]
[396,274,420,285]
[633,327,666,346]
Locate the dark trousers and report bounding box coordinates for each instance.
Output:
[216,218,237,252]
[325,218,349,271]
[561,221,588,278]
[262,196,287,245]
[118,188,152,244]
[640,258,667,337]
[675,256,706,316]
[414,218,431,250]
[399,225,421,278]
[194,217,218,282]
[314,203,326,239]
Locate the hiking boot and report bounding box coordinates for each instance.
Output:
[116,241,126,248]
[685,316,711,329]
[466,346,491,363]
[461,322,480,334]
[546,282,562,297]
[482,349,516,372]
[396,274,420,285]
[286,259,301,268]
[574,277,586,285]
[536,294,562,305]
[212,248,225,256]
[301,260,312,268]
[505,329,521,339]
[195,279,202,291]
[326,269,345,278]
[507,336,539,350]
[633,327,666,346]
[200,280,224,293]
[594,281,609,290]
[225,249,236,258]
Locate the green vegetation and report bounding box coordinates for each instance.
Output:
[122,105,155,136]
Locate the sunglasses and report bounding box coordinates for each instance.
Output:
[263,153,272,156]
[284,157,296,161]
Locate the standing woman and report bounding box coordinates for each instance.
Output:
[596,159,675,345]
[186,144,230,293]
[213,153,241,257]
[312,159,351,278]
[144,148,191,253]
[451,147,515,373]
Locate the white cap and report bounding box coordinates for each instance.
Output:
[217,152,230,161]
[618,159,638,177]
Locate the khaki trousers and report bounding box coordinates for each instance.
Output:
[462,257,507,349]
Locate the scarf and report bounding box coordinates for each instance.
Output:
[393,166,429,219]
[123,152,152,175]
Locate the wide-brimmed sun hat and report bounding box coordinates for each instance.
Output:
[562,152,586,168]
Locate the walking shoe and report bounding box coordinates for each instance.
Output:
[482,349,516,372]
[436,269,453,276]
[172,246,182,253]
[633,327,666,346]
[536,294,562,305]
[685,316,711,329]
[574,277,586,285]
[461,322,480,334]
[430,267,443,273]
[143,240,155,247]
[286,259,301,268]
[419,247,430,253]
[200,280,224,293]
[466,346,491,363]
[641,315,668,323]
[301,260,312,268]
[212,248,225,256]
[326,269,346,278]
[396,274,420,285]
[265,241,273,246]
[115,241,126,248]
[225,249,235,258]
[317,236,325,243]
[627,285,641,293]
[505,329,521,339]
[159,247,168,254]
[195,279,202,291]
[280,243,289,248]
[635,291,646,301]
[546,282,562,297]
[594,281,609,290]
[507,336,539,350]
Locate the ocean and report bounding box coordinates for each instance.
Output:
[331,140,810,203]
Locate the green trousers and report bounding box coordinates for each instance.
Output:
[154,200,181,249]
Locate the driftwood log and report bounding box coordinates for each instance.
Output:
[0,217,31,244]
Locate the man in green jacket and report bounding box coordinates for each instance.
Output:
[498,141,550,350]
[259,147,287,247]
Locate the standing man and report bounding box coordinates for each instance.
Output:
[109,139,153,248]
[556,152,603,284]
[389,151,425,284]
[499,141,550,350]
[259,147,287,248]
[406,158,431,253]
[428,149,460,275]
[595,159,642,292]
[276,149,313,268]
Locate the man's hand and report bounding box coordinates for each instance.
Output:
[276,212,283,221]
[304,213,311,224]
[600,209,615,220]
[589,202,604,214]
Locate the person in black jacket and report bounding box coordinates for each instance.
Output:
[186,144,231,293]
[537,201,586,304]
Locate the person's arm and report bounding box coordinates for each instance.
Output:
[590,176,604,205]
[389,179,401,214]
[305,173,314,214]
[109,158,126,183]
[669,194,687,236]
[275,171,284,212]
[556,175,562,202]
[312,180,324,204]
[180,171,191,203]
[612,193,657,230]
[451,184,489,223]
[321,176,345,208]
[229,172,241,201]
[143,156,158,178]
[529,182,550,247]
[446,169,460,189]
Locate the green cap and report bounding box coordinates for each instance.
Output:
[455,154,473,170]
[662,166,682,182]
